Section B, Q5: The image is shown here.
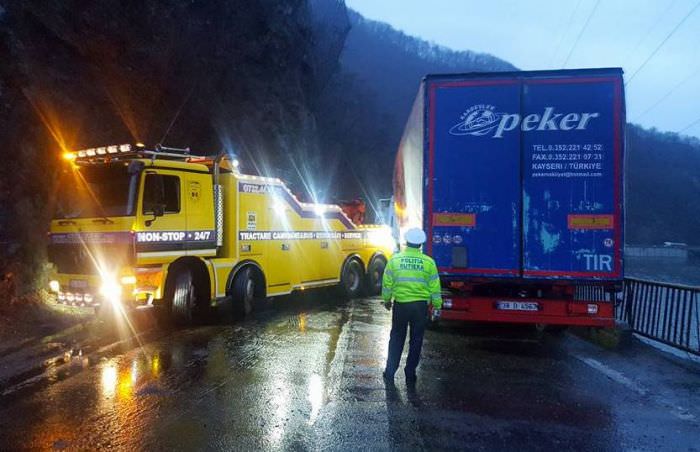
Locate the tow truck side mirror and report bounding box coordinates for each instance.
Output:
[145,203,165,227]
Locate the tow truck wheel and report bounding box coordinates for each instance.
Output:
[231,267,256,318]
[171,269,196,325]
[341,259,364,299]
[365,257,386,296]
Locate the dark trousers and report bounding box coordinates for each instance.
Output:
[385,301,428,378]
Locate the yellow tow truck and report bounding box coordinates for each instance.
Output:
[48,144,393,323]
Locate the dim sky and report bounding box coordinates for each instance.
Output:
[346,0,700,138]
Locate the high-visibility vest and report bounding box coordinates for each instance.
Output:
[381,246,442,309]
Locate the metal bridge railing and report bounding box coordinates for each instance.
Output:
[618,278,700,356]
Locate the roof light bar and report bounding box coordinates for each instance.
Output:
[64,143,206,163]
[67,143,134,160]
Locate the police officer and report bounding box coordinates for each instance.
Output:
[381,228,442,384]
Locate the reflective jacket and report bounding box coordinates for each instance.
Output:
[381,246,442,309]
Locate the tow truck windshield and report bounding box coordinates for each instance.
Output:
[55,164,138,219]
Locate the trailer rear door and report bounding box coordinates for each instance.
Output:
[427,80,522,276]
[521,76,623,279]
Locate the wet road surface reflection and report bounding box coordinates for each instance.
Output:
[0,293,698,450]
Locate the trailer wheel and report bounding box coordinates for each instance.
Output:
[365,256,386,296]
[231,267,256,318]
[170,269,196,325]
[535,323,568,337]
[546,325,568,336]
[341,259,364,299]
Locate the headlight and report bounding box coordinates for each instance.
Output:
[49,280,60,293]
[120,275,137,285]
[100,279,122,303]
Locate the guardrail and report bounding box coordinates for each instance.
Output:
[619,278,699,355]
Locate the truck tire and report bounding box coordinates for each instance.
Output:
[231,267,256,318]
[546,325,568,336]
[535,323,568,337]
[171,269,196,325]
[341,259,364,299]
[365,257,386,296]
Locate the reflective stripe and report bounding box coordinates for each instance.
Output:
[382,288,392,294]
[384,268,393,276]
[396,277,428,284]
[431,293,441,300]
[429,273,439,281]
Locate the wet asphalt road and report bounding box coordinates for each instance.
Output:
[0,295,699,451]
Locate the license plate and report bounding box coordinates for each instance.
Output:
[496,301,539,311]
[69,279,88,289]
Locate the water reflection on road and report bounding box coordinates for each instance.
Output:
[2,294,699,450]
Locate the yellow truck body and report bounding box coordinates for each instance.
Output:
[48,145,393,322]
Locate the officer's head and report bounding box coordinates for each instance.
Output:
[404,228,426,249]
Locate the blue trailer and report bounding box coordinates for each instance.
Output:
[394,68,624,326]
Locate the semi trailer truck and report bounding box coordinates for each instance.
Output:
[393,68,625,327]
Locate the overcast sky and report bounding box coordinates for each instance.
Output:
[345,0,700,138]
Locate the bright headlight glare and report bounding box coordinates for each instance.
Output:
[100,279,122,302]
[368,227,396,250]
[49,280,60,292]
[272,198,286,216]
